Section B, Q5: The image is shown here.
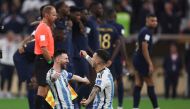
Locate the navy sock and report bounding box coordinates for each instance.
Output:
[117,80,124,107]
[147,86,159,108]
[35,95,45,109]
[133,86,142,108]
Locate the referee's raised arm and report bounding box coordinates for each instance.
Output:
[34,5,57,109]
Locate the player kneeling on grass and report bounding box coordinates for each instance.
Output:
[46,50,90,109]
[80,49,114,109]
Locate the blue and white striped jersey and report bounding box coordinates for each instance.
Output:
[46,68,74,109]
[93,67,114,109]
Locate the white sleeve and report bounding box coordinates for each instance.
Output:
[0,39,5,49]
[46,69,55,83]
[31,30,36,36]
[94,75,108,91]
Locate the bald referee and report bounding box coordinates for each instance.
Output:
[34,5,57,109]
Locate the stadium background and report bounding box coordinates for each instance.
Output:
[0,0,190,109]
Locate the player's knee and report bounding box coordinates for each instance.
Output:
[135,78,143,87]
[136,83,143,87]
[135,80,143,87]
[144,77,154,86]
[37,86,49,97]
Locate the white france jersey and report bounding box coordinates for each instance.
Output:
[93,67,114,109]
[46,68,74,109]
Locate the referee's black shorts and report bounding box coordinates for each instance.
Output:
[34,55,52,86]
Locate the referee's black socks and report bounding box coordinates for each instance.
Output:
[35,95,44,109]
[35,95,52,109]
[44,98,52,109]
[147,86,159,108]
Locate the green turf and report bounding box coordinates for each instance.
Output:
[0,98,28,109]
[0,98,190,109]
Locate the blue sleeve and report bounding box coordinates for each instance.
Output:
[118,25,125,36]
[66,72,73,80]
[87,21,100,51]
[113,28,120,41]
[139,30,151,43]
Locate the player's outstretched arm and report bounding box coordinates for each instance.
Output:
[71,75,90,84]
[80,86,100,106]
[80,50,94,67]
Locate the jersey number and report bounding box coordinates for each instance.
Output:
[99,34,111,49]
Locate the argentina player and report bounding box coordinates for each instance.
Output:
[46,50,90,109]
[80,49,114,109]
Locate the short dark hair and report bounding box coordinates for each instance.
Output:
[70,6,82,12]
[54,49,67,58]
[54,1,65,12]
[89,1,101,10]
[146,13,156,18]
[96,49,110,63]
[42,5,55,18]
[40,4,50,18]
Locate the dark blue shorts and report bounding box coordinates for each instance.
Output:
[110,59,122,80]
[133,55,149,77]
[13,51,34,82]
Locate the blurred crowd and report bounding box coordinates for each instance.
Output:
[1,0,190,34]
[0,0,190,101]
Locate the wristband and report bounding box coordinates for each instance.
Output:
[48,60,52,64]
[85,55,90,60]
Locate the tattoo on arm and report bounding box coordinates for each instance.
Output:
[87,86,100,102]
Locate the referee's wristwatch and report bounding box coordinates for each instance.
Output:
[47,60,52,64]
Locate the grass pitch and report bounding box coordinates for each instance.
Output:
[0,97,190,109]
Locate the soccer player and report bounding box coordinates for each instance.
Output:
[14,38,36,109]
[106,9,128,109]
[133,14,159,109]
[87,1,102,53]
[69,6,94,109]
[98,11,122,107]
[54,1,73,73]
[54,1,72,51]
[80,49,114,109]
[34,5,57,109]
[46,50,90,109]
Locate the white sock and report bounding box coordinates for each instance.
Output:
[117,106,123,109]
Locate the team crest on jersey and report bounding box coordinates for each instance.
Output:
[145,34,150,41]
[96,79,102,86]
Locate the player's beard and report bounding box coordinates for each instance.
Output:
[93,63,96,68]
[61,63,67,70]
[93,61,101,69]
